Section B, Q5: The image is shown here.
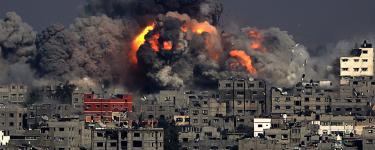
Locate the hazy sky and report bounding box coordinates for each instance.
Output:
[1,0,375,49]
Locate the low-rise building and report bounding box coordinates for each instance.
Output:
[253,118,271,137]
[91,128,164,150]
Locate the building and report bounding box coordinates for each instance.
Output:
[0,103,27,136]
[340,40,374,77]
[26,104,81,129]
[218,78,266,116]
[0,130,10,146]
[91,128,164,150]
[362,126,375,150]
[253,118,271,137]
[0,84,27,104]
[312,115,355,136]
[84,93,132,123]
[271,80,335,115]
[38,118,87,149]
[239,138,283,150]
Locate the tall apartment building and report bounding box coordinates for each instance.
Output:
[0,84,27,104]
[218,78,266,116]
[340,40,374,77]
[0,103,26,136]
[271,80,335,115]
[335,41,375,116]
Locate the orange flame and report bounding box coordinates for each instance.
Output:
[130,24,155,64]
[247,29,265,52]
[229,50,257,75]
[191,21,217,34]
[163,41,173,51]
[149,33,160,52]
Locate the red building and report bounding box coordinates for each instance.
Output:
[83,93,132,123]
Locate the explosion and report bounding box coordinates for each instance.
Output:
[229,50,257,76]
[0,0,330,94]
[247,28,266,52]
[191,21,218,34]
[130,23,155,64]
[163,41,173,51]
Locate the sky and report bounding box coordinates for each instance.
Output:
[1,0,375,49]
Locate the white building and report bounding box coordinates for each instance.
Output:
[340,40,374,77]
[253,118,271,137]
[311,115,355,135]
[0,130,10,146]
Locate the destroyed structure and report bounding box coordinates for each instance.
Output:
[1,41,375,150]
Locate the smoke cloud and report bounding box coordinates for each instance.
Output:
[0,1,369,96]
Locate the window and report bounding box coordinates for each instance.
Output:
[305,97,309,102]
[249,84,255,88]
[237,91,244,96]
[354,68,359,72]
[275,105,280,110]
[362,68,368,71]
[286,97,291,102]
[363,59,368,62]
[134,132,140,137]
[369,130,373,133]
[97,132,103,137]
[97,142,104,147]
[258,124,263,127]
[356,99,361,103]
[59,128,64,131]
[366,139,373,144]
[9,122,14,126]
[225,83,231,87]
[316,106,321,110]
[286,106,291,110]
[252,91,258,95]
[133,141,142,147]
[9,113,14,118]
[354,59,359,62]
[304,106,310,110]
[193,119,198,123]
[342,59,348,62]
[342,68,348,71]
[110,142,117,147]
[202,110,208,115]
[281,134,288,140]
[316,97,321,102]
[363,50,368,54]
[237,83,243,87]
[203,119,208,123]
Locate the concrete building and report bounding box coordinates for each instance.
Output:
[218,78,266,116]
[140,90,188,122]
[84,93,132,123]
[38,118,87,149]
[362,126,375,150]
[271,80,336,115]
[312,115,355,136]
[239,138,283,150]
[0,103,26,136]
[91,128,164,150]
[333,78,375,116]
[340,40,374,77]
[26,104,81,129]
[0,130,10,146]
[253,118,271,137]
[0,84,27,104]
